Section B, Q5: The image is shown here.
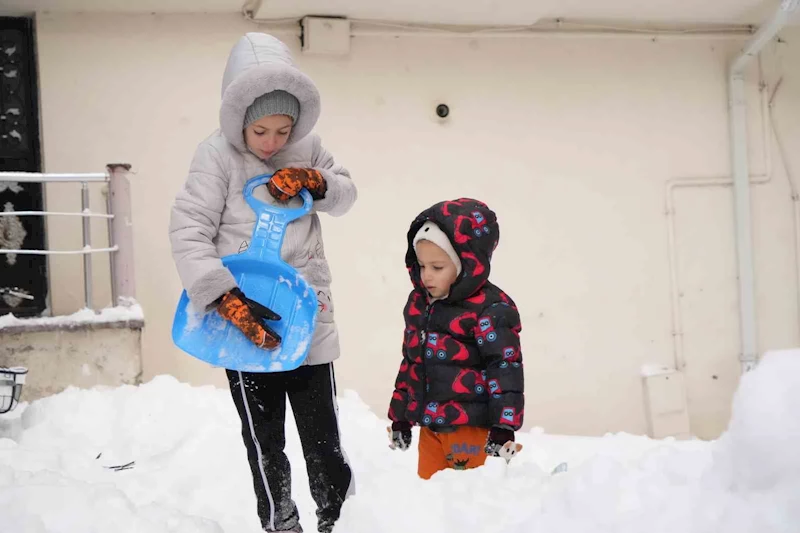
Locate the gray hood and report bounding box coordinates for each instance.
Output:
[219,33,320,152]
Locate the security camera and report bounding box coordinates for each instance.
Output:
[436,104,450,118]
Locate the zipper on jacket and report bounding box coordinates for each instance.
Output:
[418,297,435,410]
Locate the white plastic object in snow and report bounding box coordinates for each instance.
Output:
[0,367,27,414]
[496,441,523,463]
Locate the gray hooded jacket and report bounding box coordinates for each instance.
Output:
[169,33,357,366]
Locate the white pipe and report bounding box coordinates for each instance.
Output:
[0,171,109,183]
[665,174,771,371]
[728,0,798,372]
[348,28,753,40]
[248,20,755,41]
[0,246,118,256]
[730,74,759,373]
[0,211,114,218]
[767,79,800,342]
[665,74,772,371]
[81,182,93,309]
[731,0,799,73]
[794,201,800,335]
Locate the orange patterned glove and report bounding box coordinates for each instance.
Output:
[266,168,327,202]
[217,288,281,349]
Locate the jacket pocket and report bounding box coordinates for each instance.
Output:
[312,285,335,324]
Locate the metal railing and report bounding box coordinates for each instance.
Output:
[0,164,136,309]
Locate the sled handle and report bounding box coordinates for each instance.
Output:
[242,174,314,260]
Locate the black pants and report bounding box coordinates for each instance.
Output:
[226,363,354,533]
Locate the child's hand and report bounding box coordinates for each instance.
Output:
[387,421,412,451]
[217,288,282,349]
[267,168,327,202]
[485,426,523,463]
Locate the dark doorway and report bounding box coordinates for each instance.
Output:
[0,16,47,317]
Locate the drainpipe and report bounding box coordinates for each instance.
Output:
[729,0,799,372]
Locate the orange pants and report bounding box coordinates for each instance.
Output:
[417,426,490,480]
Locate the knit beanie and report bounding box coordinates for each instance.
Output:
[244,90,300,127]
[413,221,463,277]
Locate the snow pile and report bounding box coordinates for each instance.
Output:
[712,349,800,492]
[0,379,242,533]
[0,350,798,533]
[0,301,144,330]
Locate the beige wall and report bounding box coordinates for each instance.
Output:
[34,12,800,438]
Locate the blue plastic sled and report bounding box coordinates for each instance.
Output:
[171,174,318,372]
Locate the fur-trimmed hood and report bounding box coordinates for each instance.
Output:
[219,33,320,152]
[406,198,500,302]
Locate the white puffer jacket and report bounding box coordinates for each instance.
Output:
[169,33,356,365]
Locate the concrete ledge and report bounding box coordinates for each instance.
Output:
[0,304,145,403]
[0,317,144,335]
[0,305,144,335]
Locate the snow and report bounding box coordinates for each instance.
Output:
[289,336,310,362]
[711,349,800,492]
[182,303,204,333]
[0,301,144,331]
[0,350,798,533]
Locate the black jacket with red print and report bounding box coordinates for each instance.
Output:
[388,198,524,432]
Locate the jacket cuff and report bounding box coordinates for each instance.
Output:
[488,426,515,443]
[313,169,357,217]
[188,268,238,309]
[391,421,413,432]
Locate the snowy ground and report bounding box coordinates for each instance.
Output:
[1,350,799,533]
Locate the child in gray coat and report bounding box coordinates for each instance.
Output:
[169,32,356,533]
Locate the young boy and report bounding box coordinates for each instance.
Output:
[387,198,524,479]
[169,33,355,532]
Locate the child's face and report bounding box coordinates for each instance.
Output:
[416,240,459,299]
[244,114,293,160]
